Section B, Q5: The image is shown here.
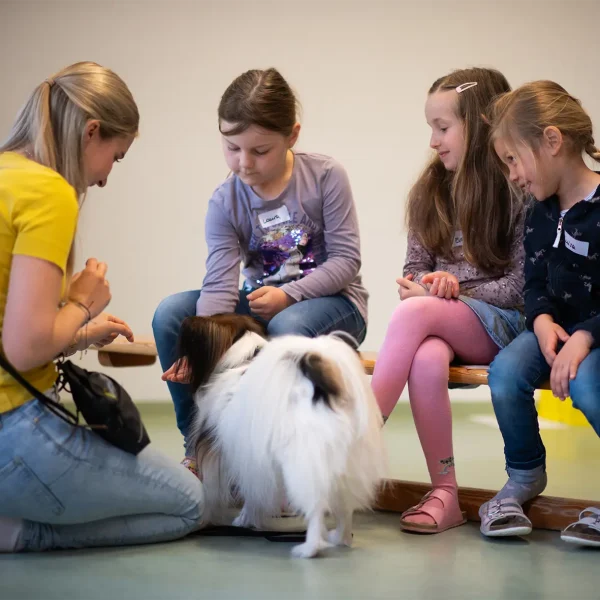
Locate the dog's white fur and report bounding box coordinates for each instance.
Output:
[189,331,387,558]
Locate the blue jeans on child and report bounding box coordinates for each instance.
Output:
[152,288,367,448]
[0,396,204,551]
[488,329,600,471]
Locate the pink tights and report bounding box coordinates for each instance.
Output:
[371,297,499,523]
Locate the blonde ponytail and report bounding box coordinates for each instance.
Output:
[585,140,600,162]
[1,62,139,281]
[1,61,138,197]
[490,81,600,166]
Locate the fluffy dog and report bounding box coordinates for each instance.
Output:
[177,314,387,558]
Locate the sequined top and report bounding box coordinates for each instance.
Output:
[403,211,526,310]
[197,152,368,321]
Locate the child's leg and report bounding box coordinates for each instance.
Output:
[152,290,254,457]
[266,295,366,343]
[402,337,458,526]
[371,298,499,530]
[487,330,550,500]
[371,297,498,419]
[152,290,201,450]
[559,349,600,546]
[569,347,600,437]
[480,331,551,536]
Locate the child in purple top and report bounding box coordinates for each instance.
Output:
[371,68,526,534]
[152,68,368,472]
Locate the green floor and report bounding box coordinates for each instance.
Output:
[1,402,599,600]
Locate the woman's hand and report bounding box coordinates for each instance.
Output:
[71,313,134,351]
[87,313,134,348]
[68,258,111,318]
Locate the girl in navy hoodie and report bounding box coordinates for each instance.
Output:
[481,80,600,547]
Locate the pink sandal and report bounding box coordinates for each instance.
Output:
[400,488,467,534]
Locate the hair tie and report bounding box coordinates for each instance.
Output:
[45,78,55,88]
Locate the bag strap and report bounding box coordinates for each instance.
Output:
[0,352,80,426]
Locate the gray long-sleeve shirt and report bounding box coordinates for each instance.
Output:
[196,152,369,321]
[403,212,525,309]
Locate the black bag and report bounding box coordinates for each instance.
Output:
[0,354,150,455]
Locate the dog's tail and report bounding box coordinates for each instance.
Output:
[297,352,343,409]
[221,335,387,518]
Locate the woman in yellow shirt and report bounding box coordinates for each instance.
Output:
[0,62,204,552]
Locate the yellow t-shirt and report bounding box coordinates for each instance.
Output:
[0,152,79,412]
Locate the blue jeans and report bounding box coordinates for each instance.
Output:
[488,330,600,470]
[152,289,367,448]
[0,397,204,552]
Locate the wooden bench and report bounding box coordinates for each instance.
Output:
[96,336,550,389]
[94,337,578,530]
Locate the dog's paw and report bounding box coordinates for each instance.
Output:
[327,528,353,547]
[232,511,253,528]
[291,539,332,559]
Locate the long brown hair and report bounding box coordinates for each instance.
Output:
[489,80,600,164]
[217,68,299,136]
[176,314,266,393]
[407,67,518,271]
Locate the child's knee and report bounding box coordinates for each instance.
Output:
[388,296,432,329]
[267,312,313,338]
[152,291,198,334]
[411,338,451,380]
[488,350,522,400]
[570,372,600,431]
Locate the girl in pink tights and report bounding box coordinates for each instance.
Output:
[371,67,526,534]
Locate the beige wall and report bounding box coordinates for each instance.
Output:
[1,0,599,400]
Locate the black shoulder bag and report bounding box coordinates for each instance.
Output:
[0,354,150,455]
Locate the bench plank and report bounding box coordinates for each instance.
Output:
[95,338,550,389]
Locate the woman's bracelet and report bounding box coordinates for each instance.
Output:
[68,299,91,323]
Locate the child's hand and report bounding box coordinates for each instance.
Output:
[396,274,427,300]
[550,330,593,400]
[247,286,294,320]
[533,314,570,367]
[421,271,460,299]
[162,358,191,383]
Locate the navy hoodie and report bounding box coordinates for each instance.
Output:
[524,184,600,346]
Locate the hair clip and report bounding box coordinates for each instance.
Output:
[456,82,478,93]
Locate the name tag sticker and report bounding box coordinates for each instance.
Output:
[453,230,464,248]
[564,231,589,257]
[258,206,291,228]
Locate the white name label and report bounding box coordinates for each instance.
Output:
[453,230,464,248]
[564,231,589,257]
[258,206,291,228]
